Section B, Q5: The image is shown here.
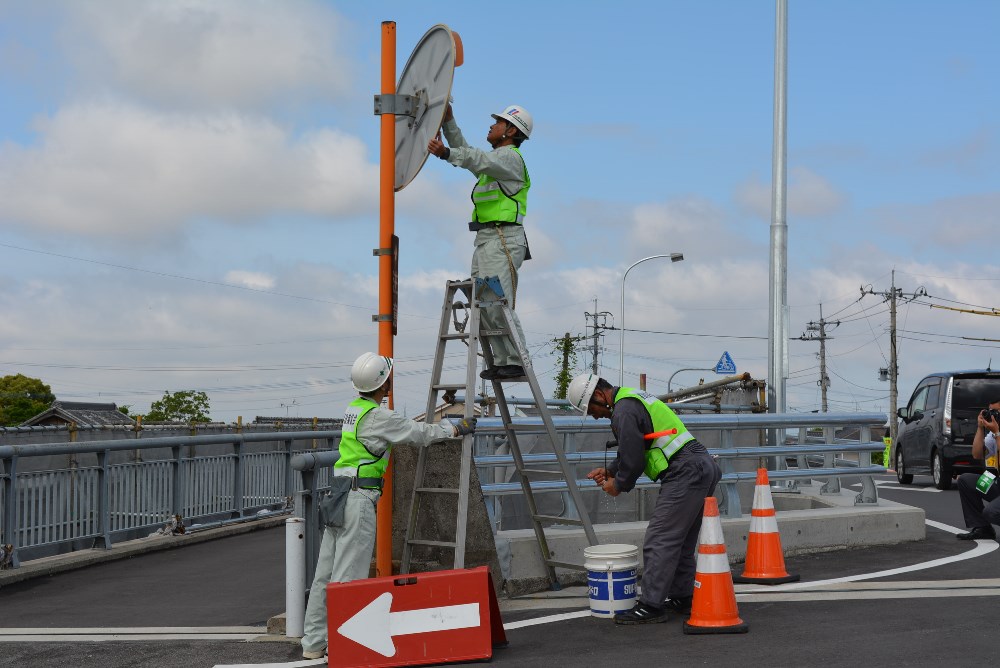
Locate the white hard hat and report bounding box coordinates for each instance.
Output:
[492,104,532,139]
[351,352,393,393]
[567,373,601,413]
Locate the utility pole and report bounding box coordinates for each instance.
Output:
[796,303,838,412]
[584,300,613,375]
[861,271,926,455]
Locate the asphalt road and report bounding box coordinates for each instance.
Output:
[1,473,996,668]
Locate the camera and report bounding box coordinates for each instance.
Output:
[981,408,1000,423]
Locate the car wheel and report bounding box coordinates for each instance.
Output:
[932,449,952,490]
[896,448,913,485]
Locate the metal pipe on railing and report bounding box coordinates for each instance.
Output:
[658,372,751,401]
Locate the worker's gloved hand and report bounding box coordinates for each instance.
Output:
[453,417,477,437]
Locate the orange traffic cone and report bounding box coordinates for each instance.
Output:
[732,468,800,585]
[683,496,748,635]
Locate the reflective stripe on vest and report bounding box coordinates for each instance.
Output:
[335,397,389,487]
[614,387,693,481]
[470,146,530,225]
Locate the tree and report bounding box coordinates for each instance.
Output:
[551,333,582,400]
[118,405,133,417]
[0,374,56,426]
[145,390,211,423]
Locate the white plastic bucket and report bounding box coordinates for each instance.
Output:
[584,544,639,618]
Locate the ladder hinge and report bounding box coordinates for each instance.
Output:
[373,94,417,117]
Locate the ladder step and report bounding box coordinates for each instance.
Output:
[441,332,470,341]
[543,559,587,572]
[432,383,466,392]
[519,468,565,477]
[532,514,585,525]
[407,539,458,549]
[415,487,460,494]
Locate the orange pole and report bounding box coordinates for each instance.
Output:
[375,20,396,577]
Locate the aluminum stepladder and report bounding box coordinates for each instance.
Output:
[400,278,598,588]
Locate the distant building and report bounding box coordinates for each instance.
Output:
[21,401,135,428]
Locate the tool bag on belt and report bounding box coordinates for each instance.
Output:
[319,477,354,528]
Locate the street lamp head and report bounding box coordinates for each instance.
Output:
[670,253,684,262]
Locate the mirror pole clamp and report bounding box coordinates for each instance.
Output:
[374,94,417,117]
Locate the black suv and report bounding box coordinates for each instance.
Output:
[894,370,1000,490]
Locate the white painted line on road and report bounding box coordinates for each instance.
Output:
[0,627,265,642]
[0,627,263,635]
[850,481,942,493]
[738,519,999,593]
[502,609,592,630]
[0,633,260,642]
[214,659,325,668]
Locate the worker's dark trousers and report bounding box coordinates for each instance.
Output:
[957,472,1000,530]
[639,440,722,608]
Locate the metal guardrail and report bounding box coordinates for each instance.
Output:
[468,412,886,520]
[0,430,340,569]
[3,411,885,574]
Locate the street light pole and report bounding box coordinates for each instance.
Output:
[619,253,684,387]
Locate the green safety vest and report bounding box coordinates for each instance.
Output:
[614,387,695,481]
[470,147,530,225]
[334,397,390,489]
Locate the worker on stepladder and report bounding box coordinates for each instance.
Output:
[568,373,722,625]
[301,352,477,659]
[428,102,532,380]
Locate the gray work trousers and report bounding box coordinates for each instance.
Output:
[301,490,378,654]
[639,440,722,607]
[471,226,527,368]
[957,472,1000,530]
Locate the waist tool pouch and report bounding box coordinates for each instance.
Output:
[319,476,353,528]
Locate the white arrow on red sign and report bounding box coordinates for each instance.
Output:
[337,592,481,657]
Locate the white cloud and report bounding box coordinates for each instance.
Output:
[0,101,377,239]
[736,166,847,219]
[224,270,274,290]
[61,0,352,109]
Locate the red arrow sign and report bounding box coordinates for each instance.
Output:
[327,567,506,668]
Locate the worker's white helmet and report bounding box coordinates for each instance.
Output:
[567,373,601,413]
[351,353,393,393]
[492,104,532,139]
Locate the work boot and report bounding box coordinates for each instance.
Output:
[479,367,500,380]
[302,647,326,659]
[664,596,693,615]
[495,365,525,379]
[614,601,668,625]
[956,526,996,541]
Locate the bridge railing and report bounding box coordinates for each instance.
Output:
[0,431,339,569]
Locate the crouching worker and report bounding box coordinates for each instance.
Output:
[301,352,478,659]
[955,399,1000,541]
[568,373,721,625]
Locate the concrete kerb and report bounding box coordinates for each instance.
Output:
[497,483,926,596]
[0,514,289,589]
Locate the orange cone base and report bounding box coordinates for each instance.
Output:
[684,618,749,635]
[732,572,800,585]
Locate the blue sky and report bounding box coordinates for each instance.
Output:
[0,1,997,421]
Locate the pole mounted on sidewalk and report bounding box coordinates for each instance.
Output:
[375,20,397,578]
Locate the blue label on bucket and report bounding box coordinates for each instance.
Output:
[587,568,637,601]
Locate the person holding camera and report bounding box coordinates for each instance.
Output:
[301,352,477,659]
[955,399,1000,541]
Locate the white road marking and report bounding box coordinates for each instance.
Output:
[502,610,592,630]
[850,480,942,493]
[0,627,264,642]
[738,519,998,592]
